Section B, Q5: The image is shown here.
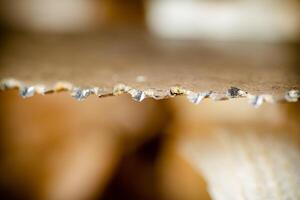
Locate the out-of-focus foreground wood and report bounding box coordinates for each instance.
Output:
[0,90,168,200]
[0,90,299,200]
[169,97,300,200]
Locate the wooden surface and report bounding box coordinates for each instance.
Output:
[0,30,299,99]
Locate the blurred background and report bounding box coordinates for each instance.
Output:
[0,0,299,42]
[0,1,300,200]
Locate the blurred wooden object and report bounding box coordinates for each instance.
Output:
[156,136,211,200]
[169,97,300,200]
[0,0,105,33]
[0,91,166,200]
[0,0,145,33]
[181,128,300,200]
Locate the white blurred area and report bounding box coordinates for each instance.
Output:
[146,0,300,42]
